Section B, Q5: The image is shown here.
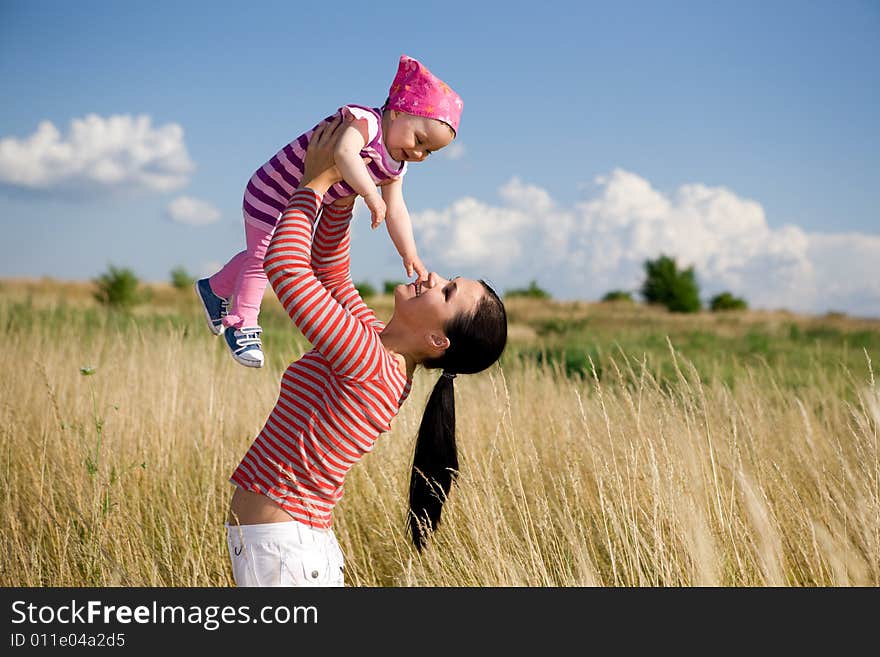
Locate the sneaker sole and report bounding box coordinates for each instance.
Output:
[231,352,264,368]
[195,280,225,336]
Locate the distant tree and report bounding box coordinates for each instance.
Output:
[602,290,634,303]
[170,266,194,290]
[641,254,701,313]
[505,280,551,300]
[354,280,377,298]
[383,280,406,295]
[709,291,748,312]
[93,265,145,309]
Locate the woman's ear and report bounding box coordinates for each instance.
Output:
[428,332,450,353]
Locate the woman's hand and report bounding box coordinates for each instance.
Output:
[300,116,347,196]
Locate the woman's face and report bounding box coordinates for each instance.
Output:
[383,111,455,163]
[392,273,484,346]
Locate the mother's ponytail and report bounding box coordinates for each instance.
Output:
[408,371,458,551]
[407,281,507,551]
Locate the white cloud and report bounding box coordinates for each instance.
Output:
[167,196,221,226]
[442,142,466,160]
[411,169,880,317]
[0,114,195,193]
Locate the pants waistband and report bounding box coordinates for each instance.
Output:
[225,520,333,546]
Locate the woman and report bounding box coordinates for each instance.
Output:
[225,117,508,586]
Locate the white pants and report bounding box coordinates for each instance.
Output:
[226,520,345,587]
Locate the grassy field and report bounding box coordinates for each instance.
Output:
[3,277,879,586]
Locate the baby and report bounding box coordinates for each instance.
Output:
[196,55,462,367]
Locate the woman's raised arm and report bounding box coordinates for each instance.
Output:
[311,199,381,327]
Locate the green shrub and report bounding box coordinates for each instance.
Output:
[744,330,771,355]
[641,254,701,313]
[505,280,551,300]
[602,290,634,302]
[517,344,602,379]
[710,291,748,311]
[383,280,405,295]
[93,265,146,309]
[170,266,194,291]
[354,281,377,298]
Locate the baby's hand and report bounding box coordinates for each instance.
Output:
[364,192,386,229]
[404,254,429,282]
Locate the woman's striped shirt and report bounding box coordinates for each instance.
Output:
[230,188,411,528]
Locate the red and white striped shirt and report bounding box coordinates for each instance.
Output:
[230,188,411,528]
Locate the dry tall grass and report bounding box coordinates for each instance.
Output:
[2,286,878,586]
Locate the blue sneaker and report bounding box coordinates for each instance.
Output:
[224,326,264,368]
[195,278,229,336]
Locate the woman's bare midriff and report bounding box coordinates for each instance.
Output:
[227,486,295,525]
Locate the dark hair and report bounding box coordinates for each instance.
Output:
[408,281,507,551]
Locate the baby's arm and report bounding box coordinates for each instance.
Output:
[382,178,427,281]
[333,121,386,226]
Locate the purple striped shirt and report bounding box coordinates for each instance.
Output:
[243,105,407,230]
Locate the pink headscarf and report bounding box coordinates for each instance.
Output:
[386,55,463,134]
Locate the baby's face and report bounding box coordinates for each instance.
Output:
[383,110,455,163]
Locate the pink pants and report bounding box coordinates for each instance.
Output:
[209,222,273,329]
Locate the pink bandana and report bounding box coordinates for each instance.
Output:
[386,55,463,134]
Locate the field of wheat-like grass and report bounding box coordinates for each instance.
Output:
[2,279,878,586]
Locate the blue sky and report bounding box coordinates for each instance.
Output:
[1,1,878,316]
